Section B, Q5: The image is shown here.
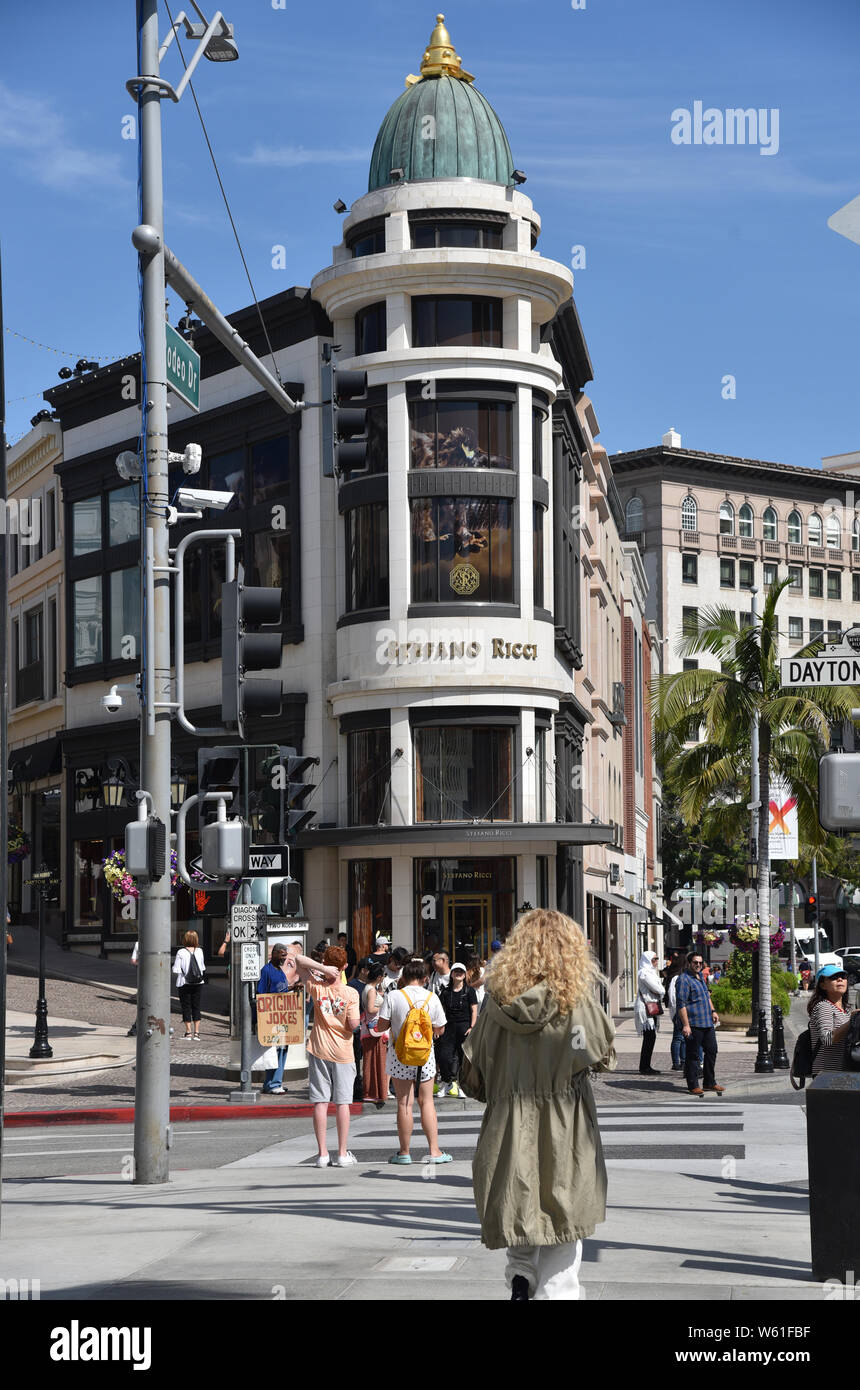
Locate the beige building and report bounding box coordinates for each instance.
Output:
[6,417,65,936]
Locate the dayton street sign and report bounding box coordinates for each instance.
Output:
[780,640,860,688]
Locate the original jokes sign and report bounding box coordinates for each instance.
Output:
[256,990,304,1046]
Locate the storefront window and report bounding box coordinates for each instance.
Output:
[415,726,513,821]
[348,859,392,960]
[533,406,545,476]
[345,503,389,612]
[535,727,549,821]
[534,505,545,609]
[253,531,291,591]
[209,447,246,508]
[355,302,386,355]
[251,436,289,506]
[411,497,513,603]
[409,399,512,469]
[348,729,391,825]
[412,296,502,349]
[74,839,105,927]
[72,497,101,556]
[415,857,516,959]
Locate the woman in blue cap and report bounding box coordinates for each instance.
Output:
[808,964,860,1075]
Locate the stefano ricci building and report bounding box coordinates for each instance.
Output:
[40,15,623,966]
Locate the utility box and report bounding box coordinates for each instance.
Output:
[807,1073,860,1282]
[201,816,250,878]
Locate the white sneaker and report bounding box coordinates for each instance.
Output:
[436,1082,450,1098]
[313,1155,332,1168]
[332,1151,358,1167]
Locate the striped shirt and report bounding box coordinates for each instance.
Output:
[809,1000,851,1074]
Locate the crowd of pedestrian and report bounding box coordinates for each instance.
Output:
[635,948,724,1094]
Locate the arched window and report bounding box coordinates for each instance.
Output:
[787,510,802,544]
[853,518,860,552]
[681,496,697,532]
[826,515,841,549]
[739,503,754,538]
[625,496,644,533]
[763,507,777,542]
[719,501,734,535]
[809,513,823,546]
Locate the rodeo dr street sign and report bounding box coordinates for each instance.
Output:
[781,630,860,687]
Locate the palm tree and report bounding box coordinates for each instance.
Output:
[654,577,860,1031]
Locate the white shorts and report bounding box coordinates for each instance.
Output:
[386,1046,437,1084]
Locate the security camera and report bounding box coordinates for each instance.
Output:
[176,487,234,511]
[102,686,123,714]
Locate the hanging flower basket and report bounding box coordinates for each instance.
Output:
[694,929,724,947]
[8,826,31,864]
[103,848,182,903]
[729,918,785,953]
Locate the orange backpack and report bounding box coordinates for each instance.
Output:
[394,988,435,1067]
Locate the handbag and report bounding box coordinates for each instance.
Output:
[645,1000,663,1018]
[844,1013,860,1071]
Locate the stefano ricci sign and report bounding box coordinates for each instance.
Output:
[379,635,539,665]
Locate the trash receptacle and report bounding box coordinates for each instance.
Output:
[807,1073,860,1284]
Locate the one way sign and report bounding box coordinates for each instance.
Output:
[248,850,284,875]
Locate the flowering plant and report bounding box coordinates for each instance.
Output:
[8,826,31,864]
[694,929,724,947]
[103,848,182,903]
[729,917,785,953]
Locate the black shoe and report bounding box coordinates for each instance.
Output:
[511,1275,530,1301]
[639,1068,661,1076]
[127,1024,137,1037]
[671,1064,683,1071]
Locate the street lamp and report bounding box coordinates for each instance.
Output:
[27,864,59,1059]
[101,757,133,809]
[170,765,188,810]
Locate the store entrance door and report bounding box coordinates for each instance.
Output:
[443,893,493,960]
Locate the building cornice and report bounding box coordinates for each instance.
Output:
[611,444,860,493]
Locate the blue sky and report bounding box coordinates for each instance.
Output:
[3,0,859,465]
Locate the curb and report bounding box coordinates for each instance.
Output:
[3,1101,364,1128]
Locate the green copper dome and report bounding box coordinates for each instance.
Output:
[368,16,514,191]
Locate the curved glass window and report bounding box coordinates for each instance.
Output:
[411,497,513,603]
[853,518,860,552]
[345,503,389,612]
[348,728,391,825]
[763,506,777,541]
[412,296,502,349]
[350,226,385,258]
[826,515,841,548]
[409,399,512,469]
[739,504,753,538]
[719,501,734,535]
[626,497,644,532]
[681,496,697,531]
[415,726,513,821]
[787,510,802,544]
[411,221,503,250]
[355,302,386,355]
[532,406,546,476]
[534,504,545,609]
[809,513,823,546]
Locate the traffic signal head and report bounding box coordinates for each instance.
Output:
[332,368,368,475]
[255,746,319,840]
[805,893,817,922]
[286,751,319,835]
[221,562,283,740]
[271,877,302,916]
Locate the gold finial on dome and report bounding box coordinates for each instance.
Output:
[405,13,474,86]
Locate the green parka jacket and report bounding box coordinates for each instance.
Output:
[459,983,616,1250]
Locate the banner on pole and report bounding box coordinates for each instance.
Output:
[768,780,799,859]
[255,990,304,1047]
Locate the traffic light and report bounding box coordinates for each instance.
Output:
[271,877,302,916]
[332,368,368,475]
[285,750,319,835]
[197,745,248,877]
[221,562,283,740]
[805,893,818,923]
[256,746,319,839]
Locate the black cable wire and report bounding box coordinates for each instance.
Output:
[162,0,284,388]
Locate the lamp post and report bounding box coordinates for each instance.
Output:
[28,865,58,1059]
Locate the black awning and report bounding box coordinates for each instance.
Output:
[296,821,615,850]
[9,737,62,783]
[590,889,651,923]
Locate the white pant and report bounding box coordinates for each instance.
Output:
[505,1239,583,1301]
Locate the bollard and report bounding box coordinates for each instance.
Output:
[807,1074,860,1283]
[754,1007,774,1073]
[770,1005,790,1069]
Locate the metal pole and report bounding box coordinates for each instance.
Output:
[747,587,760,1046]
[0,245,9,1227]
[812,854,820,981]
[133,0,173,1185]
[231,879,257,1104]
[788,881,797,977]
[29,875,52,1058]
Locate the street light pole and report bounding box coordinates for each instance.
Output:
[133,0,173,1185]
[28,867,55,1059]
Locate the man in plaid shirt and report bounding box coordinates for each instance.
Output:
[676,951,725,1096]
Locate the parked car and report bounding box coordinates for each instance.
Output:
[834,947,860,984]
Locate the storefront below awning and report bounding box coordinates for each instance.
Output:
[589,889,651,923]
[297,821,615,849]
[9,736,62,784]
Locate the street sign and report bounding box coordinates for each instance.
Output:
[781,645,860,688]
[266,918,309,937]
[240,942,262,982]
[230,903,266,942]
[248,847,288,875]
[165,321,200,411]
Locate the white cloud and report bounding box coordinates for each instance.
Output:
[239,144,369,168]
[0,81,132,194]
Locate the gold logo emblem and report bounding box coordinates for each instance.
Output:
[449,562,480,596]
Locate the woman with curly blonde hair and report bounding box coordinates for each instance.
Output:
[460,909,616,1302]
